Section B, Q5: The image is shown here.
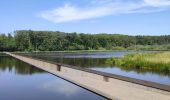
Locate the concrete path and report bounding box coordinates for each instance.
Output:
[5,52,170,100]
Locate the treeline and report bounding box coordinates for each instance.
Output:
[0,34,16,51]
[0,30,170,51]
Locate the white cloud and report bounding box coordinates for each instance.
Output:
[39,0,170,23]
[144,0,170,7]
[40,4,113,23]
[41,80,80,97]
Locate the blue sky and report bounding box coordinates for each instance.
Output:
[0,0,170,35]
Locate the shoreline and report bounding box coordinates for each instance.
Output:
[4,49,169,53]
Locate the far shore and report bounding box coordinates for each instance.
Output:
[1,49,169,53]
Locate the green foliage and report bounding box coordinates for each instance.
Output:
[1,30,170,51]
[107,52,170,73]
[0,34,17,51]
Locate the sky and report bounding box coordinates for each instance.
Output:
[0,0,170,35]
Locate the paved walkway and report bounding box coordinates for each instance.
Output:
[6,52,170,100]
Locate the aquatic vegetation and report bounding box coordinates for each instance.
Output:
[106,52,170,74]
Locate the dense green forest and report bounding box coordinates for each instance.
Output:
[0,30,170,51]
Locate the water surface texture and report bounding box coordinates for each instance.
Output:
[0,55,104,100]
[19,51,170,85]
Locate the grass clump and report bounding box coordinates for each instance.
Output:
[106,52,170,73]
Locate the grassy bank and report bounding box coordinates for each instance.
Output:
[106,52,170,73]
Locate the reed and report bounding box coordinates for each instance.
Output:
[106,52,170,73]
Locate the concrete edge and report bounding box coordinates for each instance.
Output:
[11,52,170,92]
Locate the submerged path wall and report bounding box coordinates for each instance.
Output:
[5,52,170,100]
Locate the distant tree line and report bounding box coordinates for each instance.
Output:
[0,30,170,51]
[0,34,16,51]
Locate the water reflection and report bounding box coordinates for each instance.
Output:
[18,51,129,67]
[0,55,104,100]
[24,51,129,58]
[92,67,170,85]
[42,80,80,97]
[0,56,44,75]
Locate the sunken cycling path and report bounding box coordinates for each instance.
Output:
[5,52,170,100]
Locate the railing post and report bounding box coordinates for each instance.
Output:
[103,76,109,82]
[56,64,61,71]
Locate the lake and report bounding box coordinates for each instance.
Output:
[0,54,105,100]
[19,51,170,86]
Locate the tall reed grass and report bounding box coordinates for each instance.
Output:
[106,52,170,73]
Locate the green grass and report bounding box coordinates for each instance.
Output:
[106,52,170,73]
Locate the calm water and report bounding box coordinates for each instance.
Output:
[0,55,105,100]
[19,51,170,86]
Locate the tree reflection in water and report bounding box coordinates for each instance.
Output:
[0,56,44,75]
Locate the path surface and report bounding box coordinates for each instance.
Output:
[6,52,170,100]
